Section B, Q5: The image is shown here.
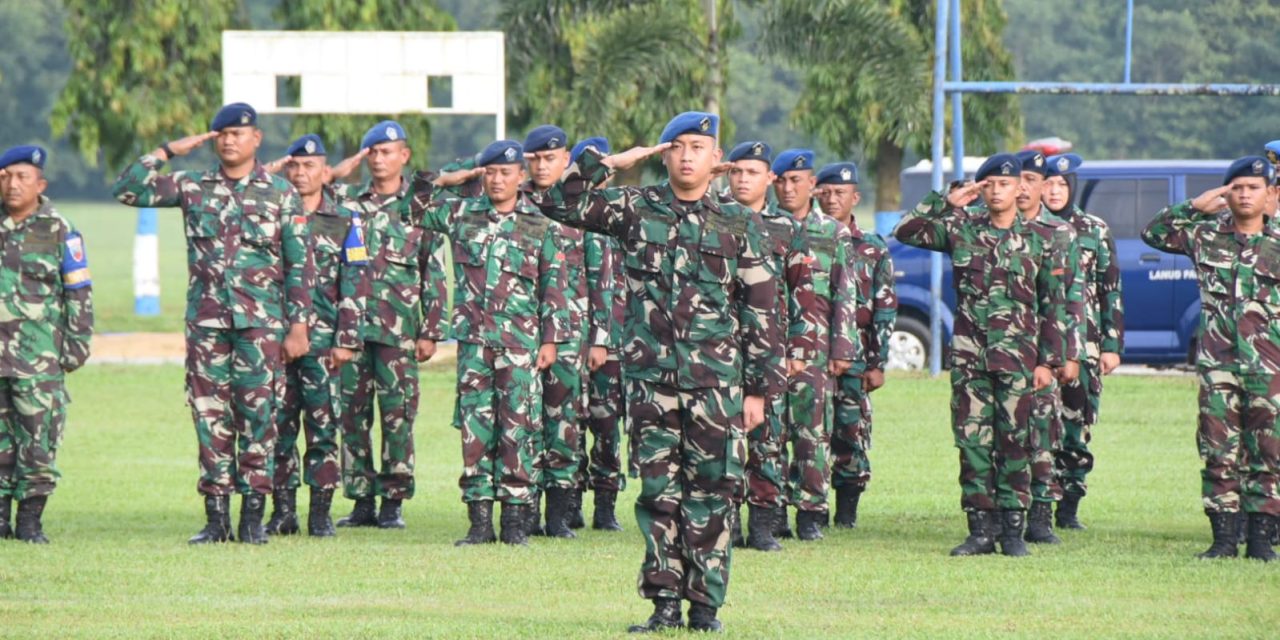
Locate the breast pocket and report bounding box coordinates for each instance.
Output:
[384,223,423,271]
[951,243,987,296]
[20,255,59,299]
[1251,244,1280,312]
[625,215,670,274]
[185,203,222,239]
[241,210,281,254]
[697,228,736,284]
[1195,242,1235,298]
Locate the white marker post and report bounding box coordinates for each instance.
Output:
[133,207,160,316]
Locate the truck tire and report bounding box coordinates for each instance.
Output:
[887,315,931,372]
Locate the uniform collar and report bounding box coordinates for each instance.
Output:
[358,174,408,201]
[1,196,53,231]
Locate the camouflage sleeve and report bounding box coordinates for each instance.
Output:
[111,154,187,208]
[1141,200,1200,256]
[829,225,862,364]
[408,171,453,234]
[1056,225,1085,363]
[1036,232,1069,369]
[1096,223,1124,354]
[585,232,613,347]
[893,191,955,252]
[529,149,635,238]
[785,229,818,362]
[417,230,449,341]
[737,210,784,398]
[868,246,898,370]
[539,221,573,345]
[334,221,368,351]
[281,189,315,327]
[59,225,94,373]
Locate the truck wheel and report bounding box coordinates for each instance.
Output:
[887,316,931,371]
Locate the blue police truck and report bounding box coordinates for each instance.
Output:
[882,158,1230,370]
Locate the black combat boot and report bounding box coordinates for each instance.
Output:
[500,503,529,546]
[773,506,793,539]
[455,501,497,546]
[998,510,1030,557]
[336,496,377,527]
[544,487,577,539]
[265,488,299,536]
[949,510,996,556]
[1245,513,1277,562]
[308,489,336,537]
[729,505,745,548]
[592,489,623,531]
[527,492,545,536]
[687,602,722,633]
[796,509,824,541]
[1237,512,1248,545]
[627,597,682,633]
[0,497,11,539]
[238,494,268,545]
[188,495,232,544]
[377,498,405,529]
[1197,511,1239,559]
[746,504,783,552]
[833,486,862,529]
[1055,493,1086,530]
[14,496,49,544]
[568,488,586,529]
[1024,501,1061,544]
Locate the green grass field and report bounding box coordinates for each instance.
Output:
[0,368,1276,638]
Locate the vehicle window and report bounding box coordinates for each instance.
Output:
[1184,173,1222,202]
[1080,178,1170,237]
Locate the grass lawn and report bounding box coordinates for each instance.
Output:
[0,368,1275,638]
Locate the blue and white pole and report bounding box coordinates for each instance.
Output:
[134,207,160,316]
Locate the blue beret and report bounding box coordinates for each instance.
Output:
[523,125,568,153]
[772,149,815,176]
[0,145,46,171]
[727,141,772,165]
[477,140,524,167]
[1015,150,1048,176]
[285,134,326,157]
[659,111,718,145]
[571,137,610,165]
[361,120,407,150]
[210,102,256,132]
[1045,153,1083,177]
[975,153,1021,181]
[1223,155,1275,185]
[816,162,859,186]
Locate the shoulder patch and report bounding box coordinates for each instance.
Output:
[62,230,92,289]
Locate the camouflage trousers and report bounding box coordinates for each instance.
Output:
[273,354,343,491]
[456,342,541,505]
[0,376,67,500]
[950,367,1035,512]
[743,393,787,509]
[342,341,418,501]
[1057,360,1102,497]
[1196,369,1280,515]
[632,380,745,609]
[185,325,282,496]
[583,353,626,492]
[831,372,873,491]
[537,344,587,489]
[786,363,832,512]
[1030,379,1064,504]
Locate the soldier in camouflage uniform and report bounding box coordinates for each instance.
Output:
[530,112,783,633]
[113,103,315,545]
[724,141,816,552]
[328,121,449,530]
[263,135,370,537]
[405,139,571,546]
[0,146,93,544]
[1043,153,1124,530]
[1013,150,1085,545]
[772,148,859,542]
[816,161,897,530]
[894,153,1069,557]
[521,125,616,538]
[1142,156,1280,561]
[573,136,629,532]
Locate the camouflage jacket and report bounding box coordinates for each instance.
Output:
[894,191,1069,373]
[1142,201,1280,374]
[792,206,861,366]
[1061,205,1124,357]
[600,234,627,352]
[844,223,898,372]
[331,177,448,350]
[744,200,819,394]
[113,155,314,330]
[1030,207,1085,364]
[524,181,617,351]
[304,188,369,352]
[0,198,94,378]
[530,149,784,397]
[407,183,572,352]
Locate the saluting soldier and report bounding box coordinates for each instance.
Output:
[0,145,94,543]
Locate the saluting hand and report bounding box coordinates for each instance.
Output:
[329,148,368,182]
[161,131,218,159]
[944,179,987,208]
[601,143,672,172]
[434,167,484,188]
[263,156,290,174]
[1191,185,1231,213]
